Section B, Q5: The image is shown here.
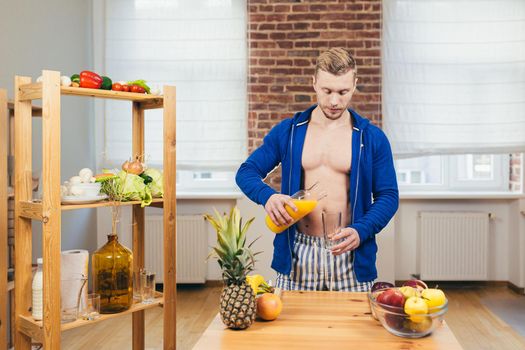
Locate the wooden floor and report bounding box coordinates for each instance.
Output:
[58,285,525,350]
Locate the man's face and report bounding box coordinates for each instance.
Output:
[313,69,357,120]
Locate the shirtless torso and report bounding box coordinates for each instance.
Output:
[297,106,353,236]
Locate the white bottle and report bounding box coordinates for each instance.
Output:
[32,258,43,321]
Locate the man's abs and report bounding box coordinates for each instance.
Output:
[298,120,353,236]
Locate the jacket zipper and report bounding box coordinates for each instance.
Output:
[352,130,363,225]
[351,130,363,267]
[287,122,295,277]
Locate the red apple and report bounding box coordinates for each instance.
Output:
[377,288,405,308]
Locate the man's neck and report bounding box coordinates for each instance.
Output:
[311,106,351,129]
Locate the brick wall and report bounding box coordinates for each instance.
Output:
[247,0,382,189]
[246,0,522,193]
[510,153,522,192]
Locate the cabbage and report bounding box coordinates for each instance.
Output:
[144,168,163,198]
[117,170,152,207]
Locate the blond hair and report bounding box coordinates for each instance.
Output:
[315,48,357,77]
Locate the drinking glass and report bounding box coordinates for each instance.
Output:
[81,293,101,320]
[133,268,144,301]
[61,275,87,323]
[140,270,156,304]
[322,211,342,250]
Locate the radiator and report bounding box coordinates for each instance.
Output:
[418,211,489,281]
[145,215,208,284]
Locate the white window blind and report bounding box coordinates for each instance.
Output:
[383,0,525,158]
[103,0,247,171]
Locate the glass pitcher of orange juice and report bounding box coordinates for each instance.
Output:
[265,184,325,234]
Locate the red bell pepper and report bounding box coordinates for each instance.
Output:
[79,71,103,89]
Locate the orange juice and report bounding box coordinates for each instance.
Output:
[265,199,318,233]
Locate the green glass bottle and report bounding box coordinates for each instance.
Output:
[92,234,133,313]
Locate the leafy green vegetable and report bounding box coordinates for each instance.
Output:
[99,170,152,207]
[127,80,151,94]
[117,170,152,207]
[139,173,153,185]
[143,168,163,198]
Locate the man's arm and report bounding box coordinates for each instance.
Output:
[350,129,399,243]
[235,122,286,206]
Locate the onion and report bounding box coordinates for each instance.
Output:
[371,281,395,293]
[127,159,144,175]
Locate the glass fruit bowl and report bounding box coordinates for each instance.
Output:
[368,288,448,338]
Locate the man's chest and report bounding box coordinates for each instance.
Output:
[301,124,353,173]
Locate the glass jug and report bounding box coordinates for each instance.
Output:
[92,234,133,313]
[265,182,326,234]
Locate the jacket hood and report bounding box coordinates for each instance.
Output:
[293,104,371,130]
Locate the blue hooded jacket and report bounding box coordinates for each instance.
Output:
[236,105,399,282]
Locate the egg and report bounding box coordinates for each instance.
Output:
[79,168,93,183]
[69,176,82,185]
[60,185,69,197]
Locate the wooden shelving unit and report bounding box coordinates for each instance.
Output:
[4,100,42,349]
[13,70,177,349]
[1,88,8,350]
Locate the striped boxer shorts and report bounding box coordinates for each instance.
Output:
[276,231,373,292]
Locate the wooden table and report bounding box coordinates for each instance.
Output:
[194,291,463,349]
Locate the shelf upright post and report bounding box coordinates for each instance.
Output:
[163,85,176,349]
[132,101,146,349]
[14,76,34,350]
[40,70,62,349]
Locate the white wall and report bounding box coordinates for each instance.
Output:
[395,198,524,287]
[0,0,97,259]
[509,199,525,288]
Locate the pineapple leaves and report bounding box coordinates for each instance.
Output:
[204,206,261,284]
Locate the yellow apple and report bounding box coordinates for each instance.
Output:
[421,288,447,310]
[399,286,417,299]
[404,296,428,323]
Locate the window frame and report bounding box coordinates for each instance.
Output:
[396,154,512,193]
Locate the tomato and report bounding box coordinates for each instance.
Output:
[129,85,145,93]
[121,84,130,92]
[111,83,122,91]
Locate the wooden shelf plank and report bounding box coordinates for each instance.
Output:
[18,83,42,101]
[8,101,42,116]
[18,201,43,220]
[61,86,164,105]
[61,197,164,211]
[17,84,164,106]
[18,198,163,219]
[17,295,163,341]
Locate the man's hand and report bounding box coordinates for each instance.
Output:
[330,227,360,255]
[265,194,298,227]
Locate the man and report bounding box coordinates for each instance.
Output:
[236,48,398,292]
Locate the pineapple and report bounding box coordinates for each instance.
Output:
[205,207,259,330]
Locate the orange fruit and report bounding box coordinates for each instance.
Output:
[256,293,282,321]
